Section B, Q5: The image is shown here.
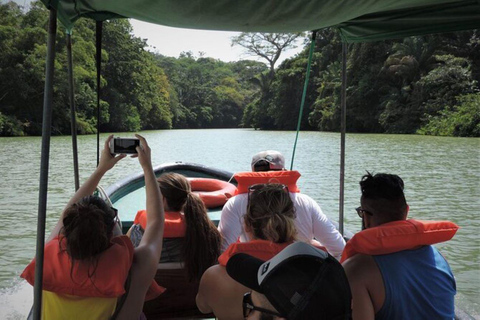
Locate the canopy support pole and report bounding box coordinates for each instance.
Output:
[67,33,80,191]
[33,8,57,320]
[96,21,103,167]
[290,30,317,170]
[339,42,347,236]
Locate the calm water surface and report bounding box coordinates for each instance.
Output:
[0,129,479,318]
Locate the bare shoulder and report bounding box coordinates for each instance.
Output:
[343,254,377,282]
[197,265,228,313]
[197,264,247,319]
[199,265,227,289]
[343,253,385,315]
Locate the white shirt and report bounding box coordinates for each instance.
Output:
[218,192,346,259]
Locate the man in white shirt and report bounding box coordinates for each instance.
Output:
[218,150,345,259]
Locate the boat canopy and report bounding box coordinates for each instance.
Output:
[41,0,480,42]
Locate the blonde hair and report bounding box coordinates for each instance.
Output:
[244,184,297,243]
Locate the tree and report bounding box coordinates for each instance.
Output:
[231,33,303,75]
[231,32,305,129]
[101,19,172,132]
[418,93,480,137]
[155,53,260,128]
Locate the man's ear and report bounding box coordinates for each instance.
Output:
[363,214,374,229]
[162,196,168,209]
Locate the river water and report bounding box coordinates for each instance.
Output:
[0,129,479,318]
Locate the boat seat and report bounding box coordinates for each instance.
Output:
[143,265,214,319]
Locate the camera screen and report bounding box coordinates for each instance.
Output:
[114,138,139,154]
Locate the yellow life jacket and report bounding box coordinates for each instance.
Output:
[42,291,117,320]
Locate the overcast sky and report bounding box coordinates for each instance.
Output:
[130,19,304,64]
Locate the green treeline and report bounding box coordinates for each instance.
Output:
[1,2,479,137]
[253,29,479,137]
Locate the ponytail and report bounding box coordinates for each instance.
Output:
[183,192,221,282]
[245,184,297,243]
[157,173,221,282]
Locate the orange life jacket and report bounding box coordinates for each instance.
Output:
[22,235,133,297]
[134,210,186,238]
[234,170,301,195]
[21,235,164,300]
[218,239,293,266]
[340,219,459,263]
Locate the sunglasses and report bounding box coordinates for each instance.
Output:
[243,292,282,318]
[355,206,373,218]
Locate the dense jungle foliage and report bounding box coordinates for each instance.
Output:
[1,1,478,137]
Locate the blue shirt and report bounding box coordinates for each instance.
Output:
[374,245,456,320]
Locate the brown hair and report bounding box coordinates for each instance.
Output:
[60,195,116,278]
[244,184,297,243]
[158,173,221,281]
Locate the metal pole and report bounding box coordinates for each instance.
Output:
[96,21,103,167]
[339,42,347,236]
[33,8,57,320]
[290,30,317,170]
[67,33,80,191]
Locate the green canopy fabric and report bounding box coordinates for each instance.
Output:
[42,0,480,42]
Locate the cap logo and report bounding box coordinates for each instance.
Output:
[261,262,270,275]
[290,292,302,305]
[265,155,274,161]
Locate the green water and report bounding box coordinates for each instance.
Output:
[0,129,479,317]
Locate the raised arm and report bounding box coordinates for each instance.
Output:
[117,134,165,320]
[135,134,164,253]
[47,135,125,243]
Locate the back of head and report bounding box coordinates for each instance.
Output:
[245,184,296,243]
[227,242,352,320]
[251,150,285,172]
[158,172,221,281]
[62,195,116,261]
[360,172,408,223]
[157,172,190,211]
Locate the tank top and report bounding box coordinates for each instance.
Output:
[373,245,456,320]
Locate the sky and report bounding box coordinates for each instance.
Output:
[130,19,305,64]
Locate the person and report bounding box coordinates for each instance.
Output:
[127,172,222,317]
[226,241,352,320]
[341,172,457,320]
[218,150,345,259]
[21,134,165,320]
[196,183,298,319]
[128,172,221,282]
